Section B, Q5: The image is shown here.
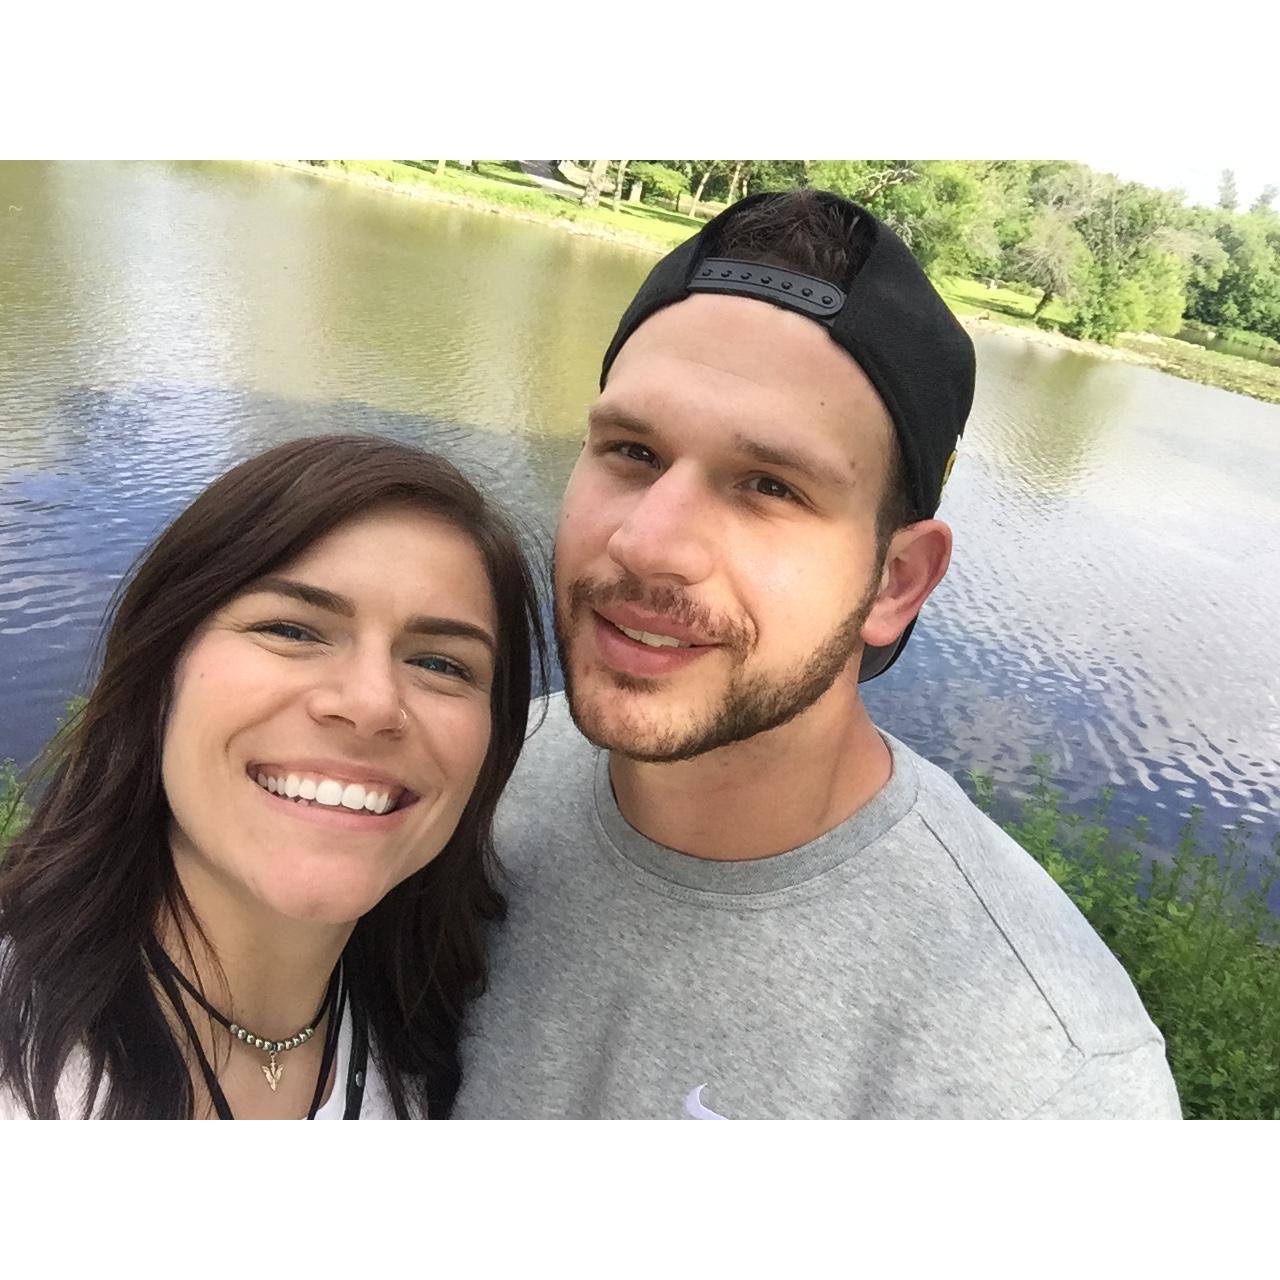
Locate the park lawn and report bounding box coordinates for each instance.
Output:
[326,160,702,251]
[937,275,1074,328]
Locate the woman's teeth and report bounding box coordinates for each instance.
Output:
[254,772,398,815]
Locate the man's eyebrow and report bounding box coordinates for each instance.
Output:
[246,577,496,654]
[733,434,855,491]
[587,406,653,436]
[589,407,853,491]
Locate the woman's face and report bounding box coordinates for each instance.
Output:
[162,505,497,926]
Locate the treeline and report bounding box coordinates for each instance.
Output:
[583,161,1280,346]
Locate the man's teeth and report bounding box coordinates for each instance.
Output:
[254,772,397,815]
[616,625,691,649]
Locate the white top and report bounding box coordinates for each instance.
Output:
[1,1001,405,1120]
[312,1000,397,1120]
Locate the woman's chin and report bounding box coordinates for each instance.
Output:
[252,860,402,928]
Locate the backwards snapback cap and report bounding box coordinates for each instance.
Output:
[599,190,976,681]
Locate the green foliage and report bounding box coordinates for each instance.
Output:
[745,160,810,195]
[628,162,689,202]
[1004,208,1090,307]
[808,160,996,278]
[0,758,31,862]
[1,695,85,863]
[1194,214,1280,339]
[974,762,1280,1119]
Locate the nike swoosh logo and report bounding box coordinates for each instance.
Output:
[684,1083,729,1120]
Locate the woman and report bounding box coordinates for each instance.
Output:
[0,434,545,1118]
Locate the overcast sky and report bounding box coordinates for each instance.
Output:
[1080,158,1277,211]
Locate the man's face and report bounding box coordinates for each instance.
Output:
[554,293,897,762]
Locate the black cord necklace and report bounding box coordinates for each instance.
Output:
[146,940,346,1120]
[154,947,335,1092]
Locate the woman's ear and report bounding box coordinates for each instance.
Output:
[860,519,953,652]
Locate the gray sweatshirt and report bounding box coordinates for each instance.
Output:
[454,694,1181,1119]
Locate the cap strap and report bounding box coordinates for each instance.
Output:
[688,258,845,320]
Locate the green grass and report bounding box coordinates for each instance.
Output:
[937,276,1073,328]
[312,160,703,251]
[974,764,1280,1119]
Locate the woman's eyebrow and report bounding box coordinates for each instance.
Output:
[403,616,496,655]
[251,576,353,616]
[246,576,496,654]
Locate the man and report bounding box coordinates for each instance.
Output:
[454,190,1181,1119]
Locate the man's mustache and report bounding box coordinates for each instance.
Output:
[564,572,753,657]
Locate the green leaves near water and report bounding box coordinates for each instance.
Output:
[974,759,1280,1120]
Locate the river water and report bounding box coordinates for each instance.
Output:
[2,161,1277,898]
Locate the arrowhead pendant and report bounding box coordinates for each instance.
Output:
[262,1057,284,1092]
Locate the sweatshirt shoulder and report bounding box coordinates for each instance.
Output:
[894,738,1165,1060]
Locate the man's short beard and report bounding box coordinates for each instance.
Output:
[555,568,881,764]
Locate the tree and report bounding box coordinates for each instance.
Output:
[579,159,610,208]
[1218,169,1238,212]
[809,160,997,279]
[1051,173,1186,341]
[611,161,631,214]
[1250,184,1277,216]
[682,161,726,219]
[1006,209,1091,319]
[723,161,750,206]
[745,160,809,194]
[629,163,689,206]
[1199,214,1280,338]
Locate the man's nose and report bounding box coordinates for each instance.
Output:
[605,464,716,586]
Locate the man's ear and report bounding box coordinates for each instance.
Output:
[860,519,953,651]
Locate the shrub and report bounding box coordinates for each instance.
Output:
[975,761,1280,1119]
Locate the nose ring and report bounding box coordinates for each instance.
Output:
[397,707,408,732]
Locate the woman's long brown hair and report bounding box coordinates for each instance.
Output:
[0,435,546,1118]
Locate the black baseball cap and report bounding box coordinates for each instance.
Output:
[599,190,976,681]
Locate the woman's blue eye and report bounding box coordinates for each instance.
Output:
[413,655,472,681]
[256,622,317,642]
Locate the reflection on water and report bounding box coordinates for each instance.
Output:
[1177,328,1280,370]
[2,161,1278,905]
[865,332,1280,892]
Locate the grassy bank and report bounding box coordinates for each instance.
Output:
[280,160,701,252]
[941,276,1280,404]
[4,729,1277,1117]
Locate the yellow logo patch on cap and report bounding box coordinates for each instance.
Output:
[940,449,958,495]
